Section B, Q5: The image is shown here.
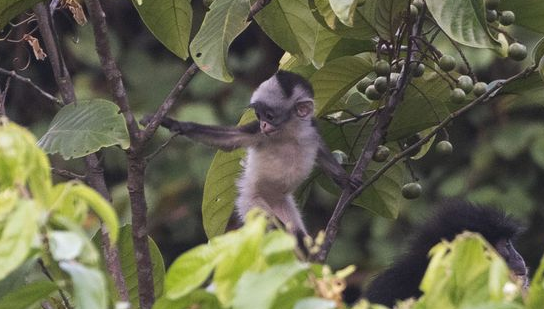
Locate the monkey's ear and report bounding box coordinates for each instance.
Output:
[295,100,314,117]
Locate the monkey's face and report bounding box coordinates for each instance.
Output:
[495,238,528,287]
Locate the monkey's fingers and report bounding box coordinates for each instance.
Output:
[349,177,362,191]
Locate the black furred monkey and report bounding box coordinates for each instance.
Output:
[153,70,359,240]
[366,200,528,307]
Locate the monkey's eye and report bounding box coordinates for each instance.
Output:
[265,112,274,121]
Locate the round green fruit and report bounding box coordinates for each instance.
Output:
[373,145,390,162]
[375,60,391,77]
[356,77,374,93]
[436,140,453,155]
[486,10,498,22]
[499,10,515,26]
[412,62,425,77]
[402,182,422,199]
[374,76,389,93]
[508,43,527,61]
[485,0,500,10]
[473,82,487,96]
[365,85,382,100]
[331,150,348,164]
[438,55,456,72]
[457,75,474,93]
[450,88,466,104]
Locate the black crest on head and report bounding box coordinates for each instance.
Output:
[274,70,314,98]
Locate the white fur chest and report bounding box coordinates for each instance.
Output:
[242,133,319,193]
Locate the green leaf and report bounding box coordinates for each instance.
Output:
[37,99,130,159]
[426,0,500,49]
[309,0,376,40]
[0,200,38,280]
[527,255,544,308]
[213,214,267,306]
[0,120,52,196]
[294,297,336,309]
[499,72,544,108]
[49,230,84,261]
[59,262,107,309]
[310,54,375,116]
[131,0,192,60]
[361,0,405,42]
[329,0,358,27]
[114,225,165,308]
[154,289,222,309]
[533,37,544,83]
[254,0,318,62]
[164,243,218,299]
[319,122,405,218]
[0,0,42,31]
[69,183,119,243]
[202,149,245,238]
[500,0,544,34]
[388,73,452,140]
[0,280,57,309]
[232,262,308,309]
[189,0,250,82]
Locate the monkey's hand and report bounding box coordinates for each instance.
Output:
[348,176,362,192]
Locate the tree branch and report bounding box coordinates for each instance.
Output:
[0,68,61,105]
[312,5,426,263]
[34,3,129,303]
[38,258,73,309]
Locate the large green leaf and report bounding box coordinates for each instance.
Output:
[164,243,218,299]
[533,37,544,83]
[202,148,245,238]
[319,122,404,218]
[309,0,376,40]
[388,72,452,140]
[233,262,308,309]
[500,0,544,34]
[131,0,192,60]
[254,0,318,62]
[0,280,57,309]
[329,0,358,27]
[0,200,38,280]
[426,0,500,49]
[189,0,250,82]
[115,225,164,309]
[310,54,375,115]
[59,262,107,309]
[361,0,405,42]
[499,72,544,108]
[37,99,130,159]
[0,0,42,31]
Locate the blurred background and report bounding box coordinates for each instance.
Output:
[1,1,543,302]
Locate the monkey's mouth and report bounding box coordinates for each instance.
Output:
[263,129,279,136]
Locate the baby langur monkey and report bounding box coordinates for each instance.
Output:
[150,71,359,242]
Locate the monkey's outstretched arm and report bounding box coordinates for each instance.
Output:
[159,117,262,151]
[316,143,361,190]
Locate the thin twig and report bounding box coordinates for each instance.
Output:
[145,133,179,162]
[0,67,61,105]
[51,167,85,180]
[38,259,73,309]
[0,77,10,116]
